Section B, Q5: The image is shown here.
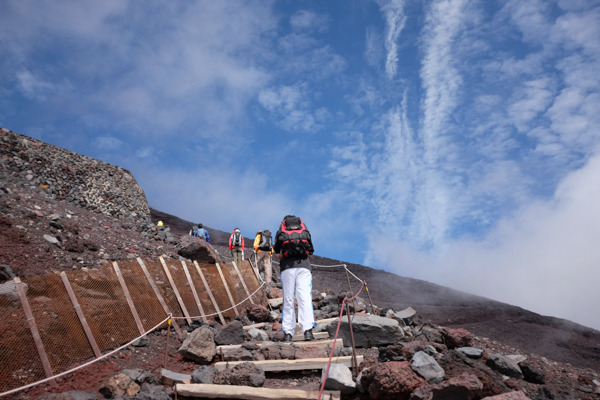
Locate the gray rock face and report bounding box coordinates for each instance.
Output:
[414,325,444,343]
[325,315,405,348]
[120,369,156,384]
[223,347,253,361]
[486,353,523,378]
[191,366,217,384]
[258,343,296,360]
[247,327,268,341]
[214,320,247,345]
[411,351,445,384]
[177,235,223,264]
[519,360,545,384]
[457,347,484,359]
[178,327,216,364]
[321,364,356,395]
[213,362,265,387]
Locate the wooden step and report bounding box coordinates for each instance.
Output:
[244,317,338,332]
[214,355,363,372]
[293,331,329,341]
[217,338,344,354]
[175,384,341,400]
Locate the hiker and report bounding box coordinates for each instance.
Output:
[274,215,315,342]
[253,229,274,285]
[189,223,210,243]
[229,228,244,263]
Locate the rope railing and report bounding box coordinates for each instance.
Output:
[0,316,171,398]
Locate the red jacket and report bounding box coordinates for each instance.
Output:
[228,230,244,250]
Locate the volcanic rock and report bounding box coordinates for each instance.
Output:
[457,347,484,359]
[191,366,217,384]
[411,350,445,384]
[223,347,253,362]
[480,391,530,399]
[442,327,473,349]
[213,362,265,387]
[214,320,246,345]
[486,353,523,378]
[178,327,216,364]
[321,364,356,395]
[99,373,140,398]
[361,361,427,400]
[177,235,222,264]
[247,304,270,322]
[326,314,405,348]
[295,344,328,359]
[258,343,296,360]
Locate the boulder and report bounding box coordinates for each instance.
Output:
[388,341,447,361]
[486,354,523,379]
[321,364,356,395]
[414,325,444,343]
[120,369,156,384]
[506,355,526,364]
[457,347,484,359]
[177,236,222,264]
[442,328,472,349]
[247,304,270,322]
[223,347,253,362]
[258,343,296,360]
[99,373,140,398]
[295,345,328,359]
[247,327,268,341]
[519,360,545,384]
[395,306,417,325]
[420,372,484,400]
[326,315,405,348]
[411,351,445,384]
[136,383,171,400]
[361,361,427,400]
[0,264,16,281]
[214,320,246,345]
[213,362,265,387]
[191,366,217,384]
[267,288,282,299]
[178,327,216,364]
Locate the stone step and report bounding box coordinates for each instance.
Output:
[214,355,363,372]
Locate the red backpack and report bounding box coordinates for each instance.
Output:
[278,215,311,258]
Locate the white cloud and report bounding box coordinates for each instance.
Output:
[508,78,554,132]
[366,151,600,330]
[376,0,407,79]
[290,10,329,33]
[93,136,126,151]
[15,69,71,100]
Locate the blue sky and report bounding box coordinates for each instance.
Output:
[2,0,600,330]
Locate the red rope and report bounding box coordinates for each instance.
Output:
[318,281,366,400]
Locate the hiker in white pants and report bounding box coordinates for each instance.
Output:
[274,215,316,342]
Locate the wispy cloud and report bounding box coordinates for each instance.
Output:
[376,0,407,79]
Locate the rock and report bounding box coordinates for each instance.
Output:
[43,234,59,245]
[326,315,405,348]
[411,351,445,384]
[268,330,285,342]
[99,373,140,398]
[395,306,417,325]
[457,347,484,359]
[160,369,191,386]
[223,347,253,361]
[480,391,530,399]
[356,367,369,393]
[242,341,261,351]
[64,238,84,253]
[388,341,447,361]
[506,355,526,364]
[442,328,472,349]
[0,280,27,301]
[361,361,427,400]
[486,354,523,378]
[247,304,270,322]
[0,264,16,280]
[414,325,444,343]
[268,288,283,299]
[519,360,545,384]
[120,369,156,384]
[295,345,328,359]
[131,337,148,347]
[269,298,283,308]
[213,362,265,387]
[269,310,281,322]
[191,366,217,384]
[247,327,268,341]
[136,383,171,400]
[426,372,484,400]
[178,327,216,364]
[258,343,296,360]
[533,384,574,399]
[321,364,356,395]
[214,320,246,345]
[177,236,222,264]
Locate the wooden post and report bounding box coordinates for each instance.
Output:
[215,263,239,316]
[159,256,192,325]
[181,260,208,323]
[13,277,56,386]
[59,272,102,358]
[232,261,255,305]
[193,261,225,325]
[112,262,146,336]
[136,257,182,335]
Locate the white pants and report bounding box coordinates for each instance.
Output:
[281,267,315,335]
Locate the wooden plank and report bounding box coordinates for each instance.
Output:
[293,332,329,341]
[181,260,208,323]
[214,355,362,372]
[59,272,102,358]
[113,262,146,336]
[215,263,239,316]
[193,261,225,325]
[216,338,343,353]
[136,257,182,335]
[159,256,192,325]
[175,384,341,400]
[243,322,266,331]
[244,318,336,333]
[13,277,56,386]
[232,261,255,305]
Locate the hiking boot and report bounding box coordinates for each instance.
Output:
[304,329,314,341]
[283,333,293,342]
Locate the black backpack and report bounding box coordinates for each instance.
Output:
[258,229,272,251]
[278,215,311,258]
[232,230,242,246]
